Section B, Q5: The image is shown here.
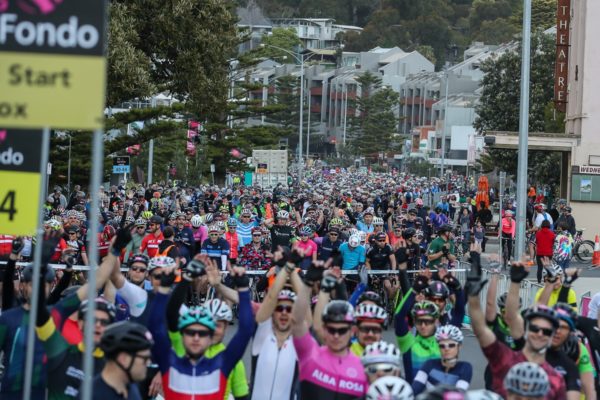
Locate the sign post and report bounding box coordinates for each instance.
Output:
[112,156,131,174]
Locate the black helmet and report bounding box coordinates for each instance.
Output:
[78,297,117,322]
[22,265,56,283]
[358,291,382,307]
[128,253,150,267]
[149,215,163,225]
[497,292,522,309]
[402,227,417,240]
[523,304,559,329]
[561,334,580,363]
[322,300,355,324]
[435,206,442,213]
[61,285,81,299]
[423,281,449,299]
[100,321,154,358]
[438,224,453,234]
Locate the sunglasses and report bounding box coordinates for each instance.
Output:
[329,233,339,236]
[415,319,435,326]
[137,226,146,229]
[358,325,383,334]
[528,324,554,337]
[209,234,220,237]
[326,326,351,336]
[182,328,212,338]
[275,305,293,313]
[366,363,397,375]
[130,266,147,273]
[439,342,458,349]
[376,239,385,242]
[151,273,163,280]
[95,318,111,327]
[252,234,262,237]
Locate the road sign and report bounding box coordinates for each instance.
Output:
[112,165,130,174]
[0,129,42,235]
[0,1,107,130]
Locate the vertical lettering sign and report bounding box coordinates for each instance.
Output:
[0,0,107,130]
[554,0,571,113]
[0,129,43,235]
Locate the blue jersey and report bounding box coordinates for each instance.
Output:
[175,226,195,262]
[412,359,472,395]
[338,242,366,270]
[201,238,231,270]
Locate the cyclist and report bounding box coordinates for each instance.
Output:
[361,341,402,383]
[236,209,259,246]
[556,206,576,236]
[201,225,231,271]
[239,227,272,271]
[190,214,208,252]
[500,210,516,264]
[148,260,254,399]
[294,226,318,269]
[93,321,154,400]
[225,218,242,264]
[357,208,375,233]
[266,210,295,251]
[315,227,343,262]
[139,215,164,258]
[124,219,147,263]
[339,234,367,271]
[534,262,578,310]
[412,325,472,395]
[394,227,422,271]
[503,362,550,400]
[174,211,195,264]
[348,303,388,356]
[427,224,456,272]
[553,221,574,271]
[367,376,414,400]
[394,299,441,381]
[366,231,397,300]
[292,261,368,399]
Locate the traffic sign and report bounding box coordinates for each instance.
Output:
[0,1,107,130]
[0,129,42,235]
[112,165,130,174]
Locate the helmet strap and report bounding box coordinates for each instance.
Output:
[114,354,136,383]
[441,357,458,368]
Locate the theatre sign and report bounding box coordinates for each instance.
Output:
[554,0,570,113]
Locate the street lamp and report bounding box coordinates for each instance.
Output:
[260,43,343,183]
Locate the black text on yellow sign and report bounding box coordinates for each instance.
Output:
[0,129,43,235]
[0,52,106,130]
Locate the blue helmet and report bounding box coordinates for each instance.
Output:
[178,306,216,331]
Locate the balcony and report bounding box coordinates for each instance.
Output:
[310,87,323,96]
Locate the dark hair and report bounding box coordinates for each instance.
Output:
[541,220,551,229]
[163,226,175,238]
[557,221,569,231]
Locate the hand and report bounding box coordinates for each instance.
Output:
[11,237,24,255]
[412,274,429,292]
[510,262,529,283]
[159,266,177,288]
[185,259,207,280]
[112,225,133,253]
[358,264,368,286]
[320,273,337,293]
[230,266,250,288]
[204,257,222,286]
[443,274,461,291]
[563,268,580,286]
[148,372,163,398]
[303,261,325,286]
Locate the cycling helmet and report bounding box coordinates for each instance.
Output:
[415,198,424,206]
[564,206,572,213]
[329,218,343,227]
[553,302,577,331]
[135,218,146,227]
[204,213,214,224]
[168,212,177,220]
[437,224,453,233]
[216,221,226,230]
[542,262,563,280]
[128,253,149,267]
[374,232,387,241]
[465,390,503,400]
[149,256,176,270]
[277,210,290,219]
[358,231,367,243]
[126,215,136,224]
[208,224,219,233]
[402,227,417,240]
[561,333,581,362]
[366,376,413,400]
[349,228,360,237]
[497,292,522,309]
[503,362,550,397]
[411,301,440,319]
[363,208,374,216]
[100,321,154,357]
[191,214,203,228]
[361,341,401,367]
[22,265,56,283]
[355,303,388,323]
[240,209,252,217]
[299,226,313,236]
[358,291,382,306]
[415,385,464,400]
[434,206,442,213]
[322,300,355,324]
[227,218,237,227]
[372,217,384,226]
[149,215,163,225]
[423,281,450,299]
[435,325,464,343]
[205,299,233,322]
[348,234,361,248]
[78,297,117,322]
[523,304,559,329]
[277,289,297,302]
[178,305,216,331]
[141,211,153,220]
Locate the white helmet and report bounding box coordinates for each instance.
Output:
[542,261,563,279]
[278,289,297,302]
[149,256,176,270]
[277,210,290,219]
[503,362,550,398]
[366,376,414,400]
[205,298,233,322]
[191,214,203,228]
[361,341,401,367]
[216,221,226,230]
[359,231,367,243]
[349,228,360,237]
[435,325,464,343]
[373,217,384,226]
[355,303,388,323]
[349,234,361,248]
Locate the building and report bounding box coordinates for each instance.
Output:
[236,0,272,53]
[270,18,362,49]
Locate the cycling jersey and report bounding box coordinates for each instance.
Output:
[293,331,368,399]
[534,286,578,311]
[356,221,374,233]
[350,341,364,357]
[225,231,242,260]
[366,244,393,269]
[484,314,525,390]
[201,238,231,271]
[338,242,366,270]
[270,225,295,251]
[239,243,271,270]
[412,359,472,395]
[92,375,142,400]
[206,342,249,400]
[237,221,258,246]
[174,226,195,262]
[149,290,254,400]
[545,347,582,393]
[316,236,342,261]
[192,226,208,251]
[139,232,164,258]
[250,319,298,400]
[501,217,516,237]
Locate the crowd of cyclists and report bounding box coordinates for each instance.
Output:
[0,167,597,400]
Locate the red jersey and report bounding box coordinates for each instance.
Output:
[225,231,241,260]
[51,239,68,262]
[535,227,556,257]
[0,235,14,258]
[140,232,164,258]
[97,233,111,259]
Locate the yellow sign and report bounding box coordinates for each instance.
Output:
[0,52,106,130]
[0,170,41,236]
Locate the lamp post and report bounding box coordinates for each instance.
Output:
[440,70,449,178]
[260,43,342,183]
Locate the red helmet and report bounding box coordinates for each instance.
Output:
[103,225,116,239]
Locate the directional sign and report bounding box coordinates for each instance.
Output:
[0,129,42,235]
[113,165,130,174]
[0,0,107,130]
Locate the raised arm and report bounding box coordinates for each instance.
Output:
[292,261,322,338]
[465,249,496,348]
[256,262,293,323]
[505,263,528,340]
[485,268,500,323]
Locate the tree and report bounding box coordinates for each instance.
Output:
[348,71,399,155]
[474,30,563,189]
[415,45,437,65]
[256,28,302,60]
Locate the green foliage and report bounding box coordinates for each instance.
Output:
[405,158,434,177]
[348,72,399,155]
[415,45,437,65]
[255,28,302,60]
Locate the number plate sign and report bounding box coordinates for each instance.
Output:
[0,129,42,235]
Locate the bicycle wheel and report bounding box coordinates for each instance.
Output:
[575,240,595,263]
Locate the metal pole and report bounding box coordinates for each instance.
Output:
[81,129,103,400]
[298,54,304,182]
[515,0,532,258]
[23,127,50,400]
[343,84,348,146]
[440,71,449,177]
[67,135,72,198]
[306,86,311,160]
[148,138,154,185]
[498,171,506,261]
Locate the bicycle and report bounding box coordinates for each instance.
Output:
[572,229,595,263]
[501,235,515,269]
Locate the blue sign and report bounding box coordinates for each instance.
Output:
[113,165,130,174]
